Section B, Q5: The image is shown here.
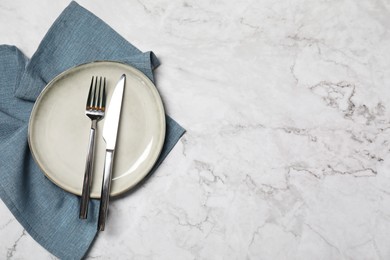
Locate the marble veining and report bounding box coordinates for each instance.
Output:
[1,0,390,259]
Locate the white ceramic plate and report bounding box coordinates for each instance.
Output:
[28,61,166,198]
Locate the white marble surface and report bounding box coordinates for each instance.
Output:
[1,0,390,259]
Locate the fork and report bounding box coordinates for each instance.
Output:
[80,76,106,219]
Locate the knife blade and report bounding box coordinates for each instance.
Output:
[98,74,126,231]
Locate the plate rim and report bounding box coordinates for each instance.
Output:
[28,60,166,198]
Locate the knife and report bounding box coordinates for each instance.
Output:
[98,74,126,231]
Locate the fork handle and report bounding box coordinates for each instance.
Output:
[79,122,97,219]
[98,149,114,231]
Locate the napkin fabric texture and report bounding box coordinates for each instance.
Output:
[0,2,185,259]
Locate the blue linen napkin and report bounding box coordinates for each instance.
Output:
[0,2,185,259]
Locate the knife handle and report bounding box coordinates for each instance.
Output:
[80,125,97,219]
[98,149,114,231]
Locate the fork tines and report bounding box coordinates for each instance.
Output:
[86,76,106,112]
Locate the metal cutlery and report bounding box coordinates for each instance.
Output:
[98,74,126,231]
[80,76,106,219]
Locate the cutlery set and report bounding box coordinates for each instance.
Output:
[80,74,126,231]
